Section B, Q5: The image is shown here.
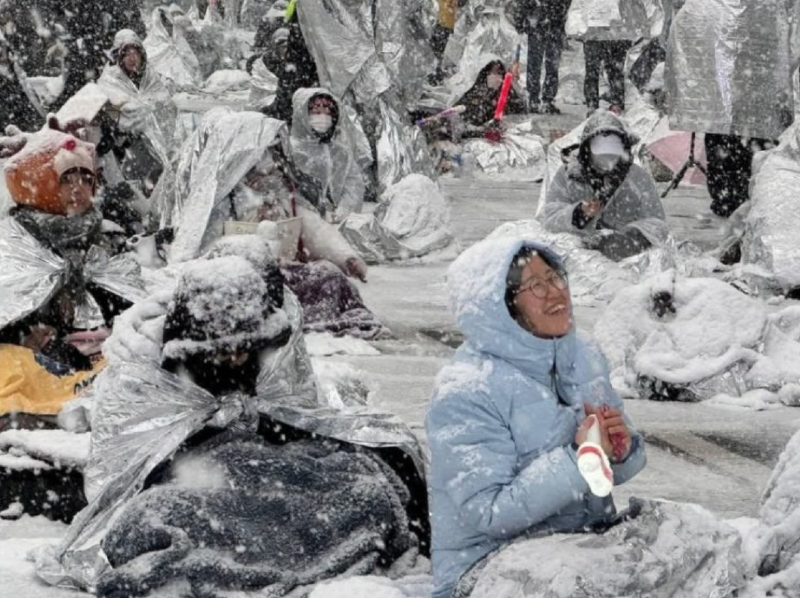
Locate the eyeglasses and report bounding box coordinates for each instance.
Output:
[516,271,568,299]
[60,172,95,187]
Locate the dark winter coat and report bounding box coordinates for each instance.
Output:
[455,60,527,127]
[0,68,43,133]
[270,19,319,123]
[511,0,572,32]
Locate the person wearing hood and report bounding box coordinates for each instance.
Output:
[48,0,146,112]
[455,60,527,131]
[539,111,668,261]
[62,244,429,597]
[0,131,135,372]
[288,88,365,220]
[97,29,176,196]
[426,237,646,598]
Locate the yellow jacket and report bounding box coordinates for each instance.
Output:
[0,344,105,416]
[438,0,458,30]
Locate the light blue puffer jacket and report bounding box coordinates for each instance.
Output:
[426,237,646,598]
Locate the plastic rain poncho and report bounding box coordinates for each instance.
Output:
[665,0,796,140]
[151,107,286,263]
[143,6,203,90]
[97,30,178,167]
[289,88,365,218]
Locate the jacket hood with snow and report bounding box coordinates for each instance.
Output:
[288,87,365,216]
[427,236,646,598]
[111,29,148,66]
[538,111,669,247]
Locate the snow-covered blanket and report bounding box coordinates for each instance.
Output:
[282,262,389,340]
[96,434,416,598]
[340,174,453,264]
[594,272,800,406]
[463,498,748,598]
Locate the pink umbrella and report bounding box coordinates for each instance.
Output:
[646,116,708,186]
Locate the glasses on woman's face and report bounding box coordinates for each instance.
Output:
[60,171,95,187]
[516,270,569,299]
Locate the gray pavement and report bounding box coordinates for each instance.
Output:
[319,173,800,520]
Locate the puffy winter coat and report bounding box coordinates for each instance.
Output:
[426,237,646,598]
[289,87,365,218]
[540,111,669,248]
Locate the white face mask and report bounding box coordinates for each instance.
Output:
[486,73,503,90]
[592,154,621,173]
[309,114,333,134]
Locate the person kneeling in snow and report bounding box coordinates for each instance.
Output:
[426,238,646,598]
[52,251,428,597]
[539,111,669,261]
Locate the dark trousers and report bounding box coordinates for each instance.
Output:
[430,23,452,62]
[704,134,772,217]
[526,27,564,104]
[583,40,632,109]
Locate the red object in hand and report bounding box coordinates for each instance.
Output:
[493,72,514,121]
[484,127,503,143]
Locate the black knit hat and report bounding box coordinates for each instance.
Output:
[162,256,291,362]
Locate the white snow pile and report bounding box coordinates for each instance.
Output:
[341,174,453,263]
[203,69,252,94]
[0,429,90,471]
[594,272,800,406]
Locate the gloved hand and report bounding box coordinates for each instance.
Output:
[484,124,504,143]
[585,228,651,261]
[117,101,149,134]
[345,256,368,282]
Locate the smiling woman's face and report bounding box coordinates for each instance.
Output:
[512,255,572,338]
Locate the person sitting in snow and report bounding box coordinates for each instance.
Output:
[455,60,527,131]
[0,130,138,372]
[96,29,176,196]
[426,237,646,598]
[423,59,526,173]
[539,110,669,261]
[53,248,429,596]
[288,88,366,221]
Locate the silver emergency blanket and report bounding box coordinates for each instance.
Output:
[464,498,749,598]
[443,5,520,100]
[247,55,278,111]
[296,0,435,191]
[340,174,453,263]
[760,427,800,576]
[97,62,177,168]
[665,0,796,140]
[594,272,800,403]
[566,0,664,41]
[462,119,548,181]
[741,122,800,292]
[34,289,427,591]
[143,6,203,91]
[0,218,147,331]
[151,107,285,263]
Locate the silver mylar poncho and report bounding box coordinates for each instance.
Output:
[296,0,435,190]
[151,107,286,263]
[97,64,177,169]
[143,6,204,91]
[340,173,453,263]
[34,288,427,591]
[665,0,796,140]
[742,123,800,292]
[0,218,147,331]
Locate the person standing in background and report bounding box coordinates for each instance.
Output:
[511,0,572,114]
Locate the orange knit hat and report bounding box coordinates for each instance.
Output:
[4,129,96,215]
